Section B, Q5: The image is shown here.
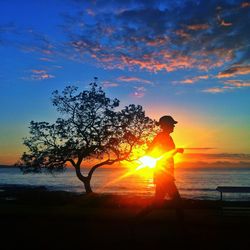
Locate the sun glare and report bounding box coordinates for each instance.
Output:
[136,155,157,169]
[103,147,186,189]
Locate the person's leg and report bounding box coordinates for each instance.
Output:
[166,181,184,221]
[134,181,167,220]
[153,181,168,208]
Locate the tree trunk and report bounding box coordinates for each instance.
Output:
[84,177,93,193]
[74,165,93,193]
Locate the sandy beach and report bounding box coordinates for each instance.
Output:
[0,184,250,249]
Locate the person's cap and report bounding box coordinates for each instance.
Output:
[157,115,178,125]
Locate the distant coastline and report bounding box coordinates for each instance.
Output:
[0,165,16,168]
[1,161,250,169]
[176,161,250,168]
[1,153,250,168]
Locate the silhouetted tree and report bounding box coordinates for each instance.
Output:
[19,79,155,193]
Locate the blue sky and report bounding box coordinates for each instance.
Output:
[0,0,250,164]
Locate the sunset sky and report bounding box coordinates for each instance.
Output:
[0,0,250,165]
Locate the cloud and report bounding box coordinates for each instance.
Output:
[39,57,54,62]
[223,79,250,87]
[202,78,250,93]
[186,23,209,31]
[220,20,233,26]
[176,75,209,84]
[216,9,233,27]
[31,69,46,74]
[102,81,119,88]
[179,79,195,84]
[198,75,209,79]
[117,76,152,84]
[30,69,55,80]
[131,86,146,98]
[217,65,250,78]
[241,2,250,8]
[0,23,59,61]
[202,87,227,93]
[146,36,169,46]
[60,0,250,75]
[175,29,191,39]
[120,53,200,72]
[2,0,250,84]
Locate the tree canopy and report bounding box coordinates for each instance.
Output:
[19,80,156,193]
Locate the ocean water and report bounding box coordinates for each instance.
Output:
[1,167,250,200]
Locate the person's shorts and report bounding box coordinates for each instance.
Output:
[153,172,175,184]
[154,174,180,199]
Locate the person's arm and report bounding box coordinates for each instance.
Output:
[166,148,184,159]
[169,148,184,177]
[176,148,184,154]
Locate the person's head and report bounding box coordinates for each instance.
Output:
[157,115,178,134]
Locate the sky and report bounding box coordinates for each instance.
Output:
[0,0,250,165]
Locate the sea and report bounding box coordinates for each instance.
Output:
[1,167,250,201]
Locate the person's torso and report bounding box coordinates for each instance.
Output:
[149,132,176,176]
[150,132,175,156]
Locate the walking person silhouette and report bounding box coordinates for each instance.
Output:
[135,115,184,220]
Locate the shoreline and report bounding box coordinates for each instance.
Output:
[1,183,250,207]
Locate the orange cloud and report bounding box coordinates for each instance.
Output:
[202,79,250,94]
[202,87,226,93]
[175,29,191,39]
[89,48,200,73]
[117,76,152,84]
[224,79,250,87]
[186,23,209,31]
[36,73,54,80]
[31,69,46,74]
[178,75,209,84]
[217,65,250,78]
[194,48,234,65]
[62,1,249,76]
[180,79,195,84]
[146,36,169,46]
[198,75,209,79]
[217,13,233,27]
[30,69,55,80]
[220,20,233,26]
[241,2,250,8]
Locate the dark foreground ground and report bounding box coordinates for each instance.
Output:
[1,184,250,250]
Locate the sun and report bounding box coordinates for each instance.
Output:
[136,155,158,170]
[119,146,186,181]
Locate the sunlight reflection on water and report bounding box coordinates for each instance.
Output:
[1,167,250,200]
